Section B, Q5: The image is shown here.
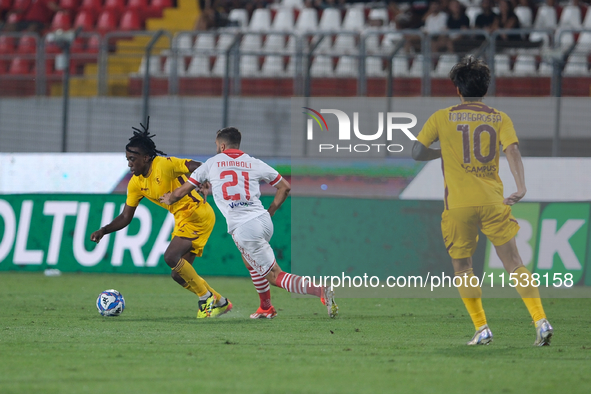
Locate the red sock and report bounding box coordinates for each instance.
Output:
[248,267,272,310]
[276,272,322,298]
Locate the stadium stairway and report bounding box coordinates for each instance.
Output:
[50,0,199,97]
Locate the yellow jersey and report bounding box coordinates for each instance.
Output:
[416,102,519,209]
[126,156,206,220]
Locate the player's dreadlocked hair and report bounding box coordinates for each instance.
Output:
[449,56,490,101]
[125,117,166,160]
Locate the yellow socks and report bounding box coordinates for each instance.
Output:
[172,258,208,297]
[456,268,487,330]
[513,266,546,322]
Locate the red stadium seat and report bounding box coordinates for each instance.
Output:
[58,0,79,12]
[86,34,100,53]
[73,10,95,31]
[150,0,171,9]
[0,0,13,13]
[79,0,102,13]
[70,37,86,53]
[103,0,125,13]
[96,10,119,32]
[119,9,142,30]
[12,0,30,12]
[17,35,37,54]
[127,0,148,10]
[0,36,16,54]
[9,57,33,74]
[50,10,72,31]
[7,11,22,23]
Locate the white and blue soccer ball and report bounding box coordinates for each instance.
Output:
[96,289,125,316]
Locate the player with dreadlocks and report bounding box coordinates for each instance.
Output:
[90,118,232,318]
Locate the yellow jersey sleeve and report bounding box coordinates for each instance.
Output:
[166,156,191,176]
[126,177,143,207]
[499,112,519,151]
[416,111,441,148]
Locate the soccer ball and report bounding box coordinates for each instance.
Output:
[96,289,125,316]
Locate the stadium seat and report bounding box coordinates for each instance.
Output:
[104,0,125,13]
[538,59,552,76]
[58,0,79,12]
[260,55,285,76]
[556,5,582,47]
[318,7,341,30]
[310,55,334,77]
[271,7,294,31]
[73,10,95,31]
[342,7,365,31]
[150,0,172,8]
[210,54,226,77]
[366,57,385,77]
[563,54,589,75]
[50,10,72,31]
[249,8,271,31]
[294,7,318,31]
[367,8,389,27]
[163,55,186,76]
[513,54,537,75]
[127,0,148,11]
[9,57,33,74]
[86,34,101,53]
[240,54,260,76]
[175,34,193,55]
[364,32,382,54]
[333,33,357,55]
[12,0,29,13]
[137,55,161,75]
[530,5,557,46]
[17,35,37,54]
[409,54,426,77]
[185,54,211,76]
[392,55,408,76]
[281,0,303,8]
[494,54,511,76]
[96,10,119,32]
[80,0,101,13]
[228,8,249,29]
[514,6,532,28]
[284,55,297,76]
[119,10,142,30]
[433,54,458,77]
[0,35,16,54]
[264,33,286,53]
[194,33,215,51]
[334,55,357,76]
[466,6,481,28]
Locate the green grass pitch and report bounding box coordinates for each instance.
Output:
[1,272,590,394]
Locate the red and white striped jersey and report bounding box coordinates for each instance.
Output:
[188,149,282,233]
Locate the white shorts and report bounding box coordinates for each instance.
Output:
[231,213,276,277]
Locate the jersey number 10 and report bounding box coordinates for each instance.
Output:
[457,124,497,164]
[221,170,251,201]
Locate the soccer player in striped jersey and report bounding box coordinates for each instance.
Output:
[160,127,338,319]
[412,56,553,346]
[90,119,231,318]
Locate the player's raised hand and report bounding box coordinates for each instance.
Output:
[159,192,173,205]
[90,228,105,243]
[504,190,526,206]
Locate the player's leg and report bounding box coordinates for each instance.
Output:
[241,256,275,319]
[444,208,491,345]
[484,205,552,346]
[494,238,552,346]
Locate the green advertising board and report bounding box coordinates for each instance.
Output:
[0,194,291,276]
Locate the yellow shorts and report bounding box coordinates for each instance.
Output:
[172,202,216,257]
[441,204,520,259]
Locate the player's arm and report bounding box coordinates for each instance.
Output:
[268,178,291,217]
[411,141,441,161]
[90,204,136,243]
[503,143,526,206]
[160,181,196,205]
[185,160,202,173]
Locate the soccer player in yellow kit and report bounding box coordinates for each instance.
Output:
[412,56,553,346]
[90,119,232,318]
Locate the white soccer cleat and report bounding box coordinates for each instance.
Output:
[467,324,493,345]
[321,286,338,318]
[534,318,553,346]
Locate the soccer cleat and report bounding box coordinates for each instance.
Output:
[250,306,277,319]
[196,293,216,318]
[533,318,553,346]
[210,299,233,318]
[321,286,338,318]
[467,324,493,345]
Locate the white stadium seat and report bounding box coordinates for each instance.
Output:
[185,54,210,76]
[138,55,161,75]
[261,55,285,76]
[514,6,532,28]
[366,57,386,77]
[310,55,334,77]
[342,7,365,31]
[409,54,426,77]
[513,54,537,75]
[163,55,187,76]
[556,5,582,47]
[249,8,272,31]
[392,55,409,76]
[530,5,557,46]
[334,55,358,76]
[433,54,458,77]
[466,7,481,28]
[494,54,511,76]
[271,8,294,31]
[228,8,249,29]
[563,54,589,75]
[294,7,318,32]
[281,0,304,8]
[318,7,341,30]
